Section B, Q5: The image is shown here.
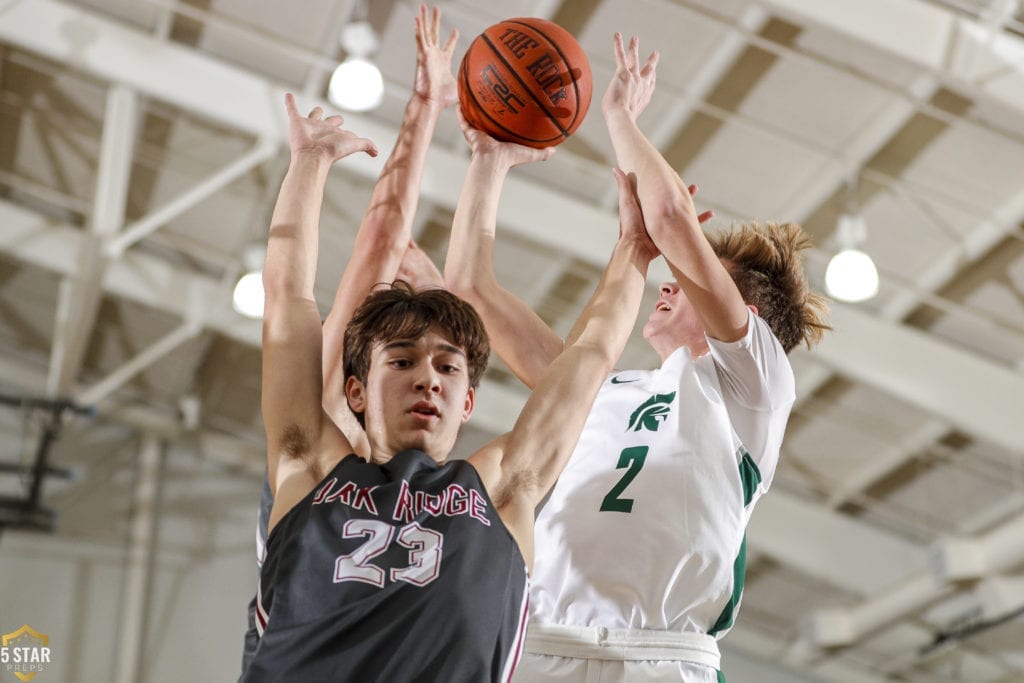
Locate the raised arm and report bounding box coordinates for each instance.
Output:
[262,94,377,529]
[444,114,563,389]
[602,33,747,342]
[469,168,656,567]
[322,4,458,434]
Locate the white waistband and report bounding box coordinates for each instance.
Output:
[525,623,720,669]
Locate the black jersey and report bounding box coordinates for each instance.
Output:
[241,450,529,683]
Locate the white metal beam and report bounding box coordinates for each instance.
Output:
[748,492,926,596]
[113,432,162,683]
[762,0,1024,115]
[0,352,264,478]
[46,83,137,397]
[74,321,202,406]
[0,0,640,277]
[106,138,278,258]
[814,303,1024,456]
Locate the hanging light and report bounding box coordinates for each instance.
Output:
[232,245,266,319]
[327,18,383,112]
[825,180,879,303]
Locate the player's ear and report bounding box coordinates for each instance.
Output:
[461,387,475,423]
[747,304,759,316]
[346,376,367,414]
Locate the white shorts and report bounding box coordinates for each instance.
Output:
[513,624,721,683]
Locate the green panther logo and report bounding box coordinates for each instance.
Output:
[627,392,676,432]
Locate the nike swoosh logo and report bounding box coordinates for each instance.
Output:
[610,375,640,384]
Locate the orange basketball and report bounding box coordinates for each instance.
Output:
[458,18,592,149]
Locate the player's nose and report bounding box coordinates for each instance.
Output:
[414,366,442,393]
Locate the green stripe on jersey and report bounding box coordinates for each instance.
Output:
[717,670,727,683]
[709,451,760,636]
[709,534,746,635]
[739,450,761,507]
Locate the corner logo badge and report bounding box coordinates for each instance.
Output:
[627,392,676,432]
[1,625,51,681]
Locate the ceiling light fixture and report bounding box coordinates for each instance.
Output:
[232,244,266,319]
[327,9,383,113]
[826,177,879,303]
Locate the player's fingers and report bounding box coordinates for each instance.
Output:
[612,167,639,207]
[324,114,345,126]
[442,28,459,54]
[456,106,475,137]
[284,92,300,118]
[358,138,379,157]
[431,6,441,42]
[417,4,427,34]
[309,106,323,120]
[627,35,640,72]
[698,210,714,224]
[612,32,626,70]
[688,184,699,197]
[641,50,659,78]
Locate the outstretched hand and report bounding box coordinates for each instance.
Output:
[457,107,555,168]
[284,93,378,162]
[414,4,459,110]
[602,33,658,121]
[613,167,658,263]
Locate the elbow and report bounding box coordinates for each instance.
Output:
[261,269,292,303]
[445,272,484,305]
[647,200,697,240]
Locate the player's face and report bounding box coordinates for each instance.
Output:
[642,282,709,356]
[352,328,475,460]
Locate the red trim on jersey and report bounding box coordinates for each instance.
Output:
[255,580,269,636]
[502,572,531,682]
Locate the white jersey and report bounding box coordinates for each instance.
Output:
[529,310,794,637]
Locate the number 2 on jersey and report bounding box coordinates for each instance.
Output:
[600,446,648,513]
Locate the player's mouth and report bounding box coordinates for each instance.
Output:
[409,401,441,421]
[655,301,671,312]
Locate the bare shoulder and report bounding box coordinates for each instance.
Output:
[465,433,509,498]
[466,432,537,569]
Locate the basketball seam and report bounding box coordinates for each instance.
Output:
[479,32,570,141]
[460,52,554,145]
[505,19,586,132]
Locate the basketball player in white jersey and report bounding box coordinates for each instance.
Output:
[445,34,830,681]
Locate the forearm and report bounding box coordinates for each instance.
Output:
[506,238,651,499]
[322,97,442,402]
[604,111,746,337]
[445,154,563,388]
[356,95,442,249]
[326,97,442,315]
[444,154,507,295]
[565,238,650,355]
[264,153,332,299]
[608,110,690,201]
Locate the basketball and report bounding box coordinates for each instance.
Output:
[458,18,592,148]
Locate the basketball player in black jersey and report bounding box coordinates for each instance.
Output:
[241,7,455,670]
[243,57,662,682]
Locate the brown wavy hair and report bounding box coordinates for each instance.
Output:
[709,222,831,353]
[343,282,490,404]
